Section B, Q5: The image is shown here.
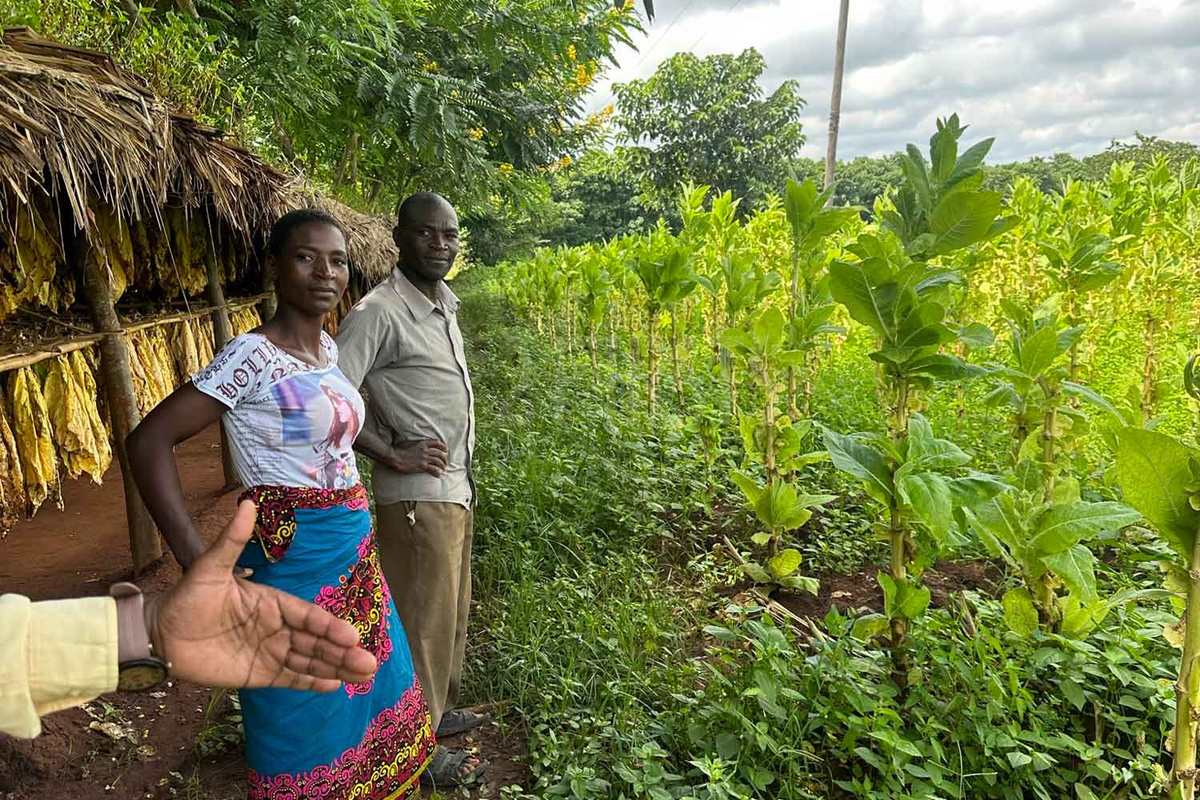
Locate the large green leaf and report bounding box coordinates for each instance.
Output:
[906,353,984,381]
[966,494,1024,563]
[851,613,889,642]
[897,472,954,539]
[754,482,834,533]
[900,144,933,213]
[1061,381,1125,425]
[719,327,755,356]
[947,474,1008,509]
[1042,544,1098,601]
[958,322,995,350]
[913,269,963,294]
[1015,321,1063,379]
[879,572,931,621]
[775,349,808,368]
[1115,427,1200,561]
[904,414,971,471]
[821,427,893,506]
[1002,587,1039,636]
[929,121,959,182]
[808,207,860,243]
[730,470,762,505]
[829,260,895,339]
[751,306,786,353]
[946,138,995,189]
[784,178,820,241]
[1029,501,1140,556]
[927,191,1005,256]
[767,548,803,579]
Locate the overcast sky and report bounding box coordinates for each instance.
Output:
[586,0,1200,162]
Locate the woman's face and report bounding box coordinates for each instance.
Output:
[270,222,350,316]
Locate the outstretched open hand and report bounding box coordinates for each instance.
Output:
[145,500,377,692]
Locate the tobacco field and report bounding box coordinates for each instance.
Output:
[459,117,1200,799]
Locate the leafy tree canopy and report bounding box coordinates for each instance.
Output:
[3,0,649,219]
[793,134,1200,219]
[541,147,652,247]
[614,48,806,216]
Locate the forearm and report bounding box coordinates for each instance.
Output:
[126,431,206,567]
[353,426,405,473]
[0,595,117,738]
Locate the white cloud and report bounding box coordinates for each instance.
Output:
[588,0,1200,161]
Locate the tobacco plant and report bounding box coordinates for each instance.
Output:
[782,177,857,418]
[633,228,697,414]
[723,306,830,588]
[576,245,614,382]
[1114,360,1200,800]
[822,115,1014,683]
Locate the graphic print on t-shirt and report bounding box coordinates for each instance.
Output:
[271,371,362,489]
[191,332,364,491]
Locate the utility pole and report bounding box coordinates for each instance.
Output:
[824,0,850,199]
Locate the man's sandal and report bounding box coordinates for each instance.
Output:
[420,746,487,789]
[436,708,489,738]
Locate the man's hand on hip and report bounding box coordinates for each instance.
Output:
[390,440,449,477]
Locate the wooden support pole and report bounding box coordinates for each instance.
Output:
[71,226,161,572]
[205,255,235,348]
[204,254,239,489]
[258,263,278,323]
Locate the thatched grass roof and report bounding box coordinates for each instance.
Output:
[302,193,398,282]
[0,27,291,238]
[0,27,395,285]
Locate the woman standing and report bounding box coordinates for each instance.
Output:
[127,209,434,798]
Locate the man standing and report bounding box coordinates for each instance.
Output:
[336,192,485,788]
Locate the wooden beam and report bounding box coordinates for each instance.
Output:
[71,224,161,572]
[823,0,851,198]
[0,335,104,373]
[0,295,272,374]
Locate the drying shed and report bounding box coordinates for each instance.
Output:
[0,28,396,569]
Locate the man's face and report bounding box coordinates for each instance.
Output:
[394,200,459,283]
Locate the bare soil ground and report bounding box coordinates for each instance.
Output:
[775,559,1003,621]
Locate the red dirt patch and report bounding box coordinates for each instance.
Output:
[775,559,1003,621]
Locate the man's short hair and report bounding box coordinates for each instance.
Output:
[396,192,453,226]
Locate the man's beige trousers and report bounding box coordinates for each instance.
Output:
[376,500,473,730]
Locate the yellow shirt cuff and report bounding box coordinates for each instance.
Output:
[0,594,118,738]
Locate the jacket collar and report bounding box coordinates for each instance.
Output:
[389,267,460,319]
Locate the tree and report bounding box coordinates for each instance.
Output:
[542,148,652,247]
[1081,133,1200,179]
[822,154,904,210]
[614,49,806,214]
[16,0,644,220]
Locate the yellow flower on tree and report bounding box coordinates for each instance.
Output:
[468,127,485,141]
[574,63,595,89]
[498,162,514,175]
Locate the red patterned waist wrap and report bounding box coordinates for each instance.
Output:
[238,484,370,563]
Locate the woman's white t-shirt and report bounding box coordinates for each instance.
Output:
[191,332,364,490]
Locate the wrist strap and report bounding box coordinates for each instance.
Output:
[110,582,152,664]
